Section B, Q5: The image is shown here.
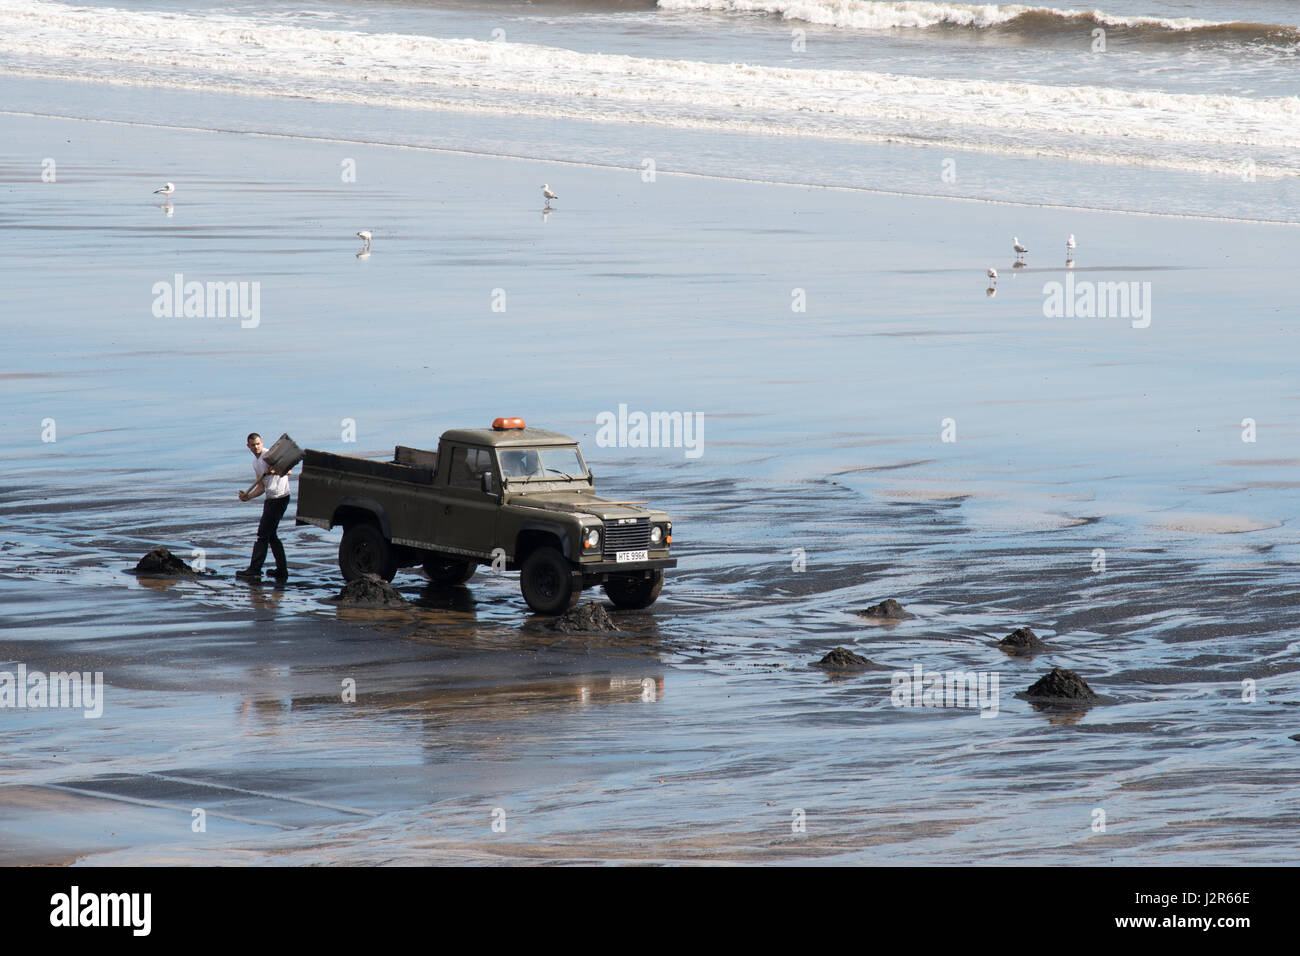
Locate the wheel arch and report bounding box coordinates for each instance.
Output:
[514,523,571,565]
[331,497,391,539]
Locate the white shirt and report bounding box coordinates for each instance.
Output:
[255,454,290,499]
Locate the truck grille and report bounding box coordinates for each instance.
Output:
[603,517,650,557]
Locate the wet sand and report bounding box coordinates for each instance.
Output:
[5,472,1300,864]
[3,100,1300,865]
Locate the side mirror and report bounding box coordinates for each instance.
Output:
[481,471,495,495]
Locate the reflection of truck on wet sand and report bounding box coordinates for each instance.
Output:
[294,418,676,614]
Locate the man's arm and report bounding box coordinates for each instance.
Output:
[239,477,266,501]
[241,455,274,501]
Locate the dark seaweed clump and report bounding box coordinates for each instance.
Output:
[133,547,205,576]
[335,573,407,608]
[546,603,620,633]
[814,647,876,671]
[1026,666,1097,700]
[998,627,1047,655]
[857,599,908,619]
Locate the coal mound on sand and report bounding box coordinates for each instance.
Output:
[334,573,407,609]
[133,546,204,576]
[546,603,620,633]
[1025,666,1097,701]
[856,598,908,619]
[814,647,876,671]
[998,626,1046,655]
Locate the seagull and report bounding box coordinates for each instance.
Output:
[1066,234,1076,254]
[987,267,998,283]
[542,184,558,206]
[356,230,372,251]
[153,182,175,196]
[1013,236,1029,257]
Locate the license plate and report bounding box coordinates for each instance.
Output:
[616,550,648,563]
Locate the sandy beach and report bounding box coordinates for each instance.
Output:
[3,19,1300,867]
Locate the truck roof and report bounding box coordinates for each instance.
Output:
[440,426,578,448]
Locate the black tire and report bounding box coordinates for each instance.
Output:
[423,553,476,586]
[520,546,580,614]
[603,569,664,610]
[339,523,397,582]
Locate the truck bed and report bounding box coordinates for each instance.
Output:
[301,447,436,486]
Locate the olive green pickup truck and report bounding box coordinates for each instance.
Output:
[294,418,676,614]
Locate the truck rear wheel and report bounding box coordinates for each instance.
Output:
[423,554,476,586]
[520,546,580,614]
[603,569,664,610]
[339,523,397,582]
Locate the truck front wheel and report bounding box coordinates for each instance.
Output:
[520,547,580,614]
[339,523,397,582]
[604,569,664,610]
[423,554,476,586]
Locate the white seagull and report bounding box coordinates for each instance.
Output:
[987,267,998,283]
[1013,236,1029,257]
[1066,233,1076,254]
[542,184,558,205]
[153,182,175,196]
[356,230,372,251]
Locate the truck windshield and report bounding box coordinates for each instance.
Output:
[499,446,587,481]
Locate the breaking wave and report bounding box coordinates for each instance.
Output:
[657,0,1300,45]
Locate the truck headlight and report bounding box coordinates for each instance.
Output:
[650,526,664,546]
[583,528,600,550]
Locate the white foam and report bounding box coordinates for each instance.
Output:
[1,0,1296,178]
[657,0,1234,33]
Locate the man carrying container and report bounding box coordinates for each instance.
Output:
[236,432,291,581]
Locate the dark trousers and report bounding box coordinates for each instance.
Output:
[249,494,290,572]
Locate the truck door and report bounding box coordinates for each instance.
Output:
[438,444,499,558]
